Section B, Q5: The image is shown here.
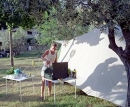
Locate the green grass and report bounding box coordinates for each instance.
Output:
[0,51,117,107]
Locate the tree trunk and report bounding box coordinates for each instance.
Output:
[125,64,130,107]
[9,29,14,67]
[108,28,130,107]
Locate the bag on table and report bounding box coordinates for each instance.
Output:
[44,67,53,80]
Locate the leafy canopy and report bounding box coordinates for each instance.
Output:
[0,0,53,29]
[52,0,130,31]
[36,4,93,44]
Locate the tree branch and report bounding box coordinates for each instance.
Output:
[108,29,118,52]
[122,30,130,63]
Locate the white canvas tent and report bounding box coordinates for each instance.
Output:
[57,28,127,107]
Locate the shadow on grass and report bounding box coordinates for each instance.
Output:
[0,93,76,105]
[15,51,40,59]
[0,68,8,75]
[0,92,114,107]
[36,103,77,107]
[0,93,40,102]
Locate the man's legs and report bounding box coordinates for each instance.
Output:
[41,77,45,99]
[48,81,52,96]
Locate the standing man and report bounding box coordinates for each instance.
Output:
[40,43,57,100]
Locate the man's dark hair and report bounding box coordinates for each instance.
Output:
[52,43,57,47]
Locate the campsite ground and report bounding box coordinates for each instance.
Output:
[0,50,117,107]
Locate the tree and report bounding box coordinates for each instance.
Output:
[36,6,93,46]
[0,29,9,50]
[0,28,27,53]
[35,10,59,45]
[12,28,27,54]
[52,0,130,106]
[0,0,51,67]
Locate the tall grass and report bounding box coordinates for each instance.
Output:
[0,50,117,107]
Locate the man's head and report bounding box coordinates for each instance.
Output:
[50,43,57,51]
[52,43,57,47]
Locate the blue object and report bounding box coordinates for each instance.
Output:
[46,81,48,86]
[14,69,21,74]
[45,81,53,86]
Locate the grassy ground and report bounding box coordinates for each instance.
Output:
[0,50,117,107]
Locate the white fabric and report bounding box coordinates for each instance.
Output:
[41,50,57,77]
[58,28,127,107]
[41,62,47,77]
[45,50,56,63]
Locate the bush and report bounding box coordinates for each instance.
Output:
[6,67,15,75]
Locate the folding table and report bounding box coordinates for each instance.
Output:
[3,74,35,100]
[44,77,77,104]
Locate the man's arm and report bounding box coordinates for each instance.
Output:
[41,50,49,61]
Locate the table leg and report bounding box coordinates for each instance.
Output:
[75,79,76,99]
[6,79,7,95]
[54,83,55,104]
[20,81,22,100]
[16,81,19,91]
[44,79,46,100]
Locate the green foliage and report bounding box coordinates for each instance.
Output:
[80,0,130,30]
[19,15,36,29]
[12,28,26,40]
[0,30,9,49]
[51,0,130,31]
[0,0,48,29]
[6,67,14,75]
[12,28,27,52]
[68,69,71,75]
[36,9,59,45]
[0,27,26,51]
[36,6,93,44]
